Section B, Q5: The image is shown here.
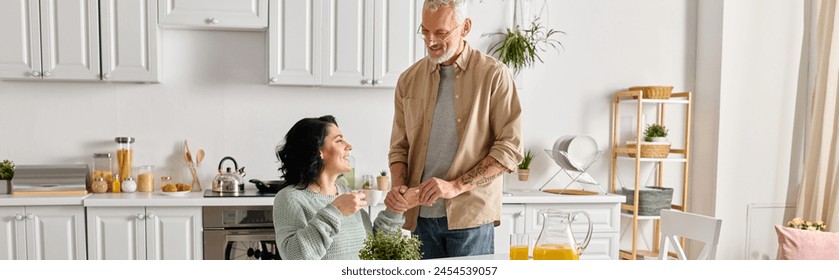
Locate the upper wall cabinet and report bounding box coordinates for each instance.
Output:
[269,0,425,88]
[0,0,160,82]
[101,0,161,82]
[0,0,100,81]
[159,0,268,30]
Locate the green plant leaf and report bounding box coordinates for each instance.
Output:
[358,231,423,260]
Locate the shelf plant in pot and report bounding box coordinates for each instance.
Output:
[0,159,14,194]
[376,170,389,191]
[517,149,534,181]
[627,124,671,158]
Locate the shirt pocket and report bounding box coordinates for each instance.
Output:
[403,97,425,132]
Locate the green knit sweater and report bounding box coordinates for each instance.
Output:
[273,186,405,260]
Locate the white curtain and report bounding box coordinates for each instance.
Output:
[797,0,839,231]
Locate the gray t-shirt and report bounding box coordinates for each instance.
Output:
[419,65,459,218]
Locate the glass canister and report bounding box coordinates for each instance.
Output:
[135,165,154,192]
[115,137,135,182]
[92,153,115,192]
[91,177,108,193]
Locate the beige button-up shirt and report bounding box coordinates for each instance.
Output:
[389,42,523,230]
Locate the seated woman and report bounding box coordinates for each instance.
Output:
[273,115,411,260]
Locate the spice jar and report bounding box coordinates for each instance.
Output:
[115,137,135,183]
[135,165,154,192]
[91,177,108,193]
[121,177,137,193]
[92,153,114,192]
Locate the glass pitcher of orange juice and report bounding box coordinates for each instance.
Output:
[532,209,592,260]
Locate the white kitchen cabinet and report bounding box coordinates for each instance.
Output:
[0,206,86,260]
[100,0,161,82]
[269,0,424,87]
[0,0,100,80]
[494,204,525,254]
[158,0,268,30]
[87,206,202,260]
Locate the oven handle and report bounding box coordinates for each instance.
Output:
[222,229,276,242]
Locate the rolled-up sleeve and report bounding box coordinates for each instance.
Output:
[488,67,523,172]
[389,83,409,165]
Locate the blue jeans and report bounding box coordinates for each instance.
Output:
[414,217,494,259]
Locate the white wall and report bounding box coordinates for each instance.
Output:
[695,0,804,259]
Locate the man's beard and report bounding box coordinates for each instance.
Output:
[428,41,458,64]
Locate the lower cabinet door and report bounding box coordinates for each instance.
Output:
[87,207,146,260]
[25,206,87,260]
[145,207,202,260]
[0,207,26,260]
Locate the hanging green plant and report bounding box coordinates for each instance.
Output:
[484,18,563,75]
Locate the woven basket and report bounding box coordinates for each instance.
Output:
[626,142,671,158]
[629,86,673,99]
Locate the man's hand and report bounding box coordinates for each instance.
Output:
[384,186,421,214]
[417,178,462,206]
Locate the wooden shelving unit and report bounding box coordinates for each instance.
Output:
[610,90,692,260]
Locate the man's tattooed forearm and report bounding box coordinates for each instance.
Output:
[460,159,506,187]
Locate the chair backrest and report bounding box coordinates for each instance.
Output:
[658,209,723,260]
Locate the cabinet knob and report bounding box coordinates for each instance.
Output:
[373,79,382,85]
[15,214,24,221]
[146,213,155,219]
[361,79,373,85]
[209,18,219,24]
[42,71,51,77]
[25,213,34,220]
[31,71,40,77]
[517,211,525,217]
[270,77,279,83]
[103,73,111,80]
[136,213,145,220]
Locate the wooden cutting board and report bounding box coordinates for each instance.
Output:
[543,189,599,195]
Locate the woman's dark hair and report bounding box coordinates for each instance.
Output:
[276,115,338,190]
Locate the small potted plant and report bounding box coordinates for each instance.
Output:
[1,159,14,194]
[644,123,669,143]
[517,149,534,181]
[358,230,423,260]
[628,124,670,158]
[376,170,389,191]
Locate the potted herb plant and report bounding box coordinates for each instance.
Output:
[644,123,669,143]
[1,159,14,194]
[358,230,423,260]
[517,149,534,181]
[376,170,389,191]
[483,9,564,75]
[627,124,671,158]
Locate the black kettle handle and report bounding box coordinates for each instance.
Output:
[249,179,265,187]
[218,156,238,172]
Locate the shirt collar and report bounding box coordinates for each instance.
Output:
[426,40,473,74]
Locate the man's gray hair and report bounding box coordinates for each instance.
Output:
[424,0,468,23]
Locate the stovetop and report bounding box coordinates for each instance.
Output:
[203,190,278,197]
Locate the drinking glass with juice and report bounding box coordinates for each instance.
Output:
[509,233,530,260]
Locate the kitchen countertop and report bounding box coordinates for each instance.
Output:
[1,189,624,207]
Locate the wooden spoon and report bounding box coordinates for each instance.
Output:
[196,149,205,165]
[184,140,193,164]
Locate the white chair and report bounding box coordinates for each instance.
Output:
[658,209,723,260]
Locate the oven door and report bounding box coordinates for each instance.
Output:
[204,229,281,260]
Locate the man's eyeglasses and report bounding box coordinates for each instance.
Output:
[417,22,464,45]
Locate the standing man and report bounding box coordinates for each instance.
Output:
[384,0,522,259]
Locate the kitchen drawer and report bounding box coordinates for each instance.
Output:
[524,203,619,233]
